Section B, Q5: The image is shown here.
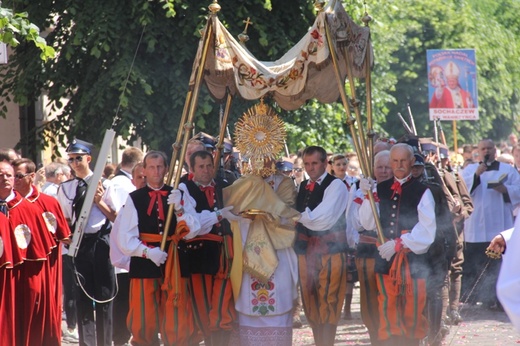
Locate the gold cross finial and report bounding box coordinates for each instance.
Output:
[242,17,253,33]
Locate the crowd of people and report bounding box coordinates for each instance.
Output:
[0,130,519,346]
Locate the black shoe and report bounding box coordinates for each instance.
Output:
[449,310,463,325]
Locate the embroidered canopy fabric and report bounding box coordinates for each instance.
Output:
[189,0,373,111]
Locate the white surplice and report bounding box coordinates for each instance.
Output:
[462,162,520,242]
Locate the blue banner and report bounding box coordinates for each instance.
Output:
[427,49,478,120]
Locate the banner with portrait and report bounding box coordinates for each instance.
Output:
[427,49,478,120]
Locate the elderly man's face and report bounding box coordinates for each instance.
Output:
[390,147,414,180]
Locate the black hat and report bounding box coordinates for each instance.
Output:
[439,144,449,159]
[66,139,93,155]
[193,132,216,150]
[413,154,425,166]
[223,138,233,153]
[419,138,438,154]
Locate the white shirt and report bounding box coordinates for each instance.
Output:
[109,170,136,273]
[178,182,220,236]
[358,179,436,254]
[57,173,118,234]
[115,190,201,259]
[298,171,349,231]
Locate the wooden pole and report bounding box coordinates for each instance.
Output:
[161,11,216,250]
[323,14,385,244]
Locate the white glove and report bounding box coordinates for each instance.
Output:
[167,189,183,210]
[219,205,240,221]
[146,247,168,267]
[378,240,396,261]
[360,177,374,195]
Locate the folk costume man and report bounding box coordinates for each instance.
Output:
[359,143,437,346]
[180,138,206,183]
[115,151,201,346]
[294,146,349,346]
[178,150,237,346]
[12,158,71,345]
[0,161,56,346]
[351,149,393,345]
[57,139,118,346]
[461,139,520,308]
[109,146,143,346]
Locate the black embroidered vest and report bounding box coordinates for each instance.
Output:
[294,173,348,254]
[129,185,177,279]
[375,177,430,277]
[184,179,231,236]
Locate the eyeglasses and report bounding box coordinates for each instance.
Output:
[14,173,30,180]
[68,156,84,164]
[293,168,303,173]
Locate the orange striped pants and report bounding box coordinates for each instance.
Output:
[356,257,379,341]
[127,277,199,346]
[189,273,236,337]
[298,252,347,328]
[376,273,428,340]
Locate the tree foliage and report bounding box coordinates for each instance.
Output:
[1,0,519,155]
[0,6,55,60]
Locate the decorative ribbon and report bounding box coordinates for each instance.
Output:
[305,181,315,192]
[199,185,215,209]
[390,180,402,199]
[147,190,168,220]
[389,247,412,296]
[305,178,321,192]
[140,220,190,306]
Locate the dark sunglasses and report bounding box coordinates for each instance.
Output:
[294,168,303,173]
[68,156,84,163]
[14,173,30,179]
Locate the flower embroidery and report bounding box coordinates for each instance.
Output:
[251,276,276,315]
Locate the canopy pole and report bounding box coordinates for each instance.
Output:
[161,7,217,251]
[362,11,375,174]
[323,11,384,244]
[213,91,234,174]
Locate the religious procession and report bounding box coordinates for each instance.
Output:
[1,0,520,346]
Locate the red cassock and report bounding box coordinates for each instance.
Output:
[26,186,71,346]
[0,213,16,346]
[7,191,56,346]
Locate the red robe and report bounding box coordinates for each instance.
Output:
[0,213,16,346]
[26,186,71,346]
[429,86,473,108]
[7,191,56,346]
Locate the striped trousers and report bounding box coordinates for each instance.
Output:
[376,273,428,341]
[189,273,236,337]
[298,252,347,328]
[356,257,380,343]
[127,277,199,346]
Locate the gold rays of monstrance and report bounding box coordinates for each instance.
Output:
[234,99,286,176]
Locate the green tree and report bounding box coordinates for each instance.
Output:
[2,0,519,156]
[0,6,55,60]
[369,0,520,146]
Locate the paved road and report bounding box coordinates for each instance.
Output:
[62,286,519,345]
